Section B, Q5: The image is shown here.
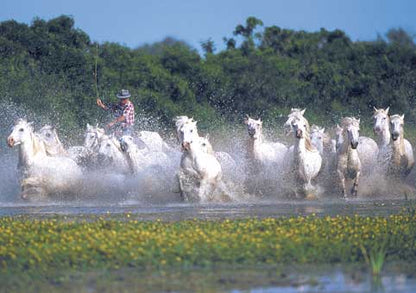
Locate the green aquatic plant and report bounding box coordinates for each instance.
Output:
[360,242,387,276]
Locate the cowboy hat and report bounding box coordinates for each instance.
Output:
[116,89,131,99]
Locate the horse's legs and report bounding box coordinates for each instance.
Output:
[177,172,189,201]
[351,170,360,197]
[337,169,347,198]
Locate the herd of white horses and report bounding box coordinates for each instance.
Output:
[6,107,415,202]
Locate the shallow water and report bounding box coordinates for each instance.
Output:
[0,198,412,219]
[4,263,416,293]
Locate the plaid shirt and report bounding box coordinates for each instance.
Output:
[121,101,135,128]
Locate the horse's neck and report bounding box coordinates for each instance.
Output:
[391,135,405,164]
[18,133,44,167]
[294,137,308,157]
[338,136,352,156]
[377,128,390,148]
[247,134,264,157]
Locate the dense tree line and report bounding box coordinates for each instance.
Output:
[1,15,416,135]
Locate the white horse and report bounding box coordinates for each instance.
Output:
[310,125,337,188]
[7,119,82,200]
[290,118,322,197]
[65,124,106,169]
[38,125,68,157]
[244,116,287,167]
[174,115,236,174]
[98,134,134,174]
[180,136,223,202]
[373,107,414,175]
[387,114,414,179]
[336,117,361,198]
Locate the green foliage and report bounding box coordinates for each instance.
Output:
[1,15,416,133]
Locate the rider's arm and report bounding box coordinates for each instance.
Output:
[107,115,125,128]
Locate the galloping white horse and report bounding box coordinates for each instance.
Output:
[244,116,288,167]
[98,134,134,174]
[310,125,337,188]
[174,115,236,173]
[373,107,414,176]
[388,114,414,179]
[290,118,322,197]
[38,125,68,157]
[7,119,82,200]
[67,124,105,169]
[336,117,361,198]
[180,136,223,202]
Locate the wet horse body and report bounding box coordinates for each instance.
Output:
[336,117,361,198]
[373,108,414,178]
[175,116,225,202]
[388,114,414,180]
[290,118,322,197]
[7,119,82,200]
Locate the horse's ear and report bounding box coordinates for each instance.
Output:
[301,108,306,115]
[205,133,210,140]
[385,107,390,114]
[373,106,378,112]
[321,127,325,133]
[401,114,405,120]
[87,123,91,130]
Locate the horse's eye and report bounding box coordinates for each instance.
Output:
[190,130,193,133]
[46,133,51,137]
[19,128,24,132]
[202,143,206,146]
[106,143,111,147]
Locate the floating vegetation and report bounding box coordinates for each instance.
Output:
[0,212,415,273]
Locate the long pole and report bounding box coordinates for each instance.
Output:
[93,43,99,99]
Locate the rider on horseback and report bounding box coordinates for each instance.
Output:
[96,89,135,150]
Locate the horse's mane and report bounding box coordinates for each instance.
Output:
[341,117,360,129]
[373,107,390,118]
[304,133,317,152]
[32,133,46,156]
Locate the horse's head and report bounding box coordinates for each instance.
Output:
[84,124,104,150]
[183,135,214,155]
[119,135,136,152]
[179,119,199,149]
[7,119,34,148]
[291,117,308,139]
[373,107,389,135]
[39,125,59,145]
[310,125,325,154]
[389,114,404,141]
[244,116,262,140]
[342,117,360,149]
[284,108,307,136]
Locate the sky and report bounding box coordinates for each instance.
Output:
[1,0,415,53]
